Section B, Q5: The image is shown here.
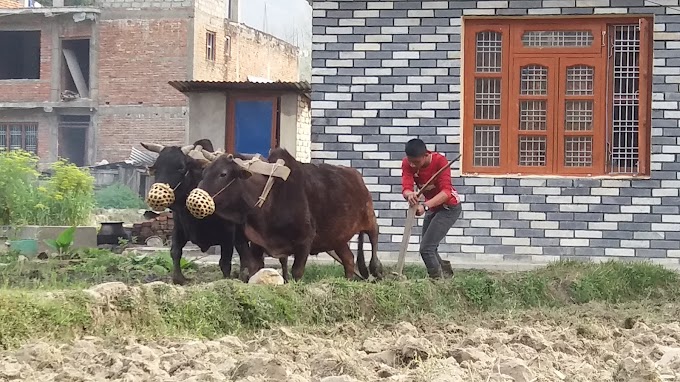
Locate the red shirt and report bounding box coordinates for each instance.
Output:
[401,151,460,211]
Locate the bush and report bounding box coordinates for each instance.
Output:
[95,183,146,209]
[0,150,95,226]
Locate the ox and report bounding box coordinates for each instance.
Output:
[186,148,383,282]
[141,139,288,284]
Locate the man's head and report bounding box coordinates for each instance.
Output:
[405,138,430,169]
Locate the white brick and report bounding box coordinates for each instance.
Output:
[465,211,492,219]
[325,126,351,134]
[338,135,362,143]
[519,212,546,220]
[546,196,572,204]
[477,0,508,7]
[380,127,407,135]
[532,187,561,195]
[337,118,364,126]
[366,35,392,43]
[421,1,449,8]
[382,59,410,67]
[495,195,519,203]
[491,228,515,237]
[576,0,608,5]
[560,204,588,212]
[561,239,590,247]
[632,197,661,205]
[515,246,543,255]
[662,215,680,223]
[354,43,381,51]
[338,18,365,26]
[446,236,474,244]
[575,230,602,239]
[421,101,450,109]
[312,101,337,109]
[545,230,575,238]
[394,51,421,60]
[476,186,503,194]
[354,144,378,151]
[669,250,680,258]
[529,8,560,14]
[502,237,530,246]
[407,76,436,84]
[381,26,409,34]
[380,160,402,169]
[505,203,531,212]
[543,0,575,5]
[365,101,392,109]
[407,110,435,118]
[461,245,485,253]
[325,93,352,101]
[604,214,633,222]
[313,1,338,9]
[311,151,337,159]
[589,222,618,230]
[394,85,421,92]
[470,220,500,228]
[621,240,650,249]
[382,93,408,101]
[621,205,651,214]
[463,178,495,186]
[367,1,393,9]
[606,248,635,257]
[652,223,680,231]
[594,7,627,14]
[531,221,559,229]
[591,188,620,196]
[392,119,420,126]
[366,184,391,193]
[573,196,601,204]
[394,18,421,26]
[353,10,379,17]
[463,8,495,15]
[421,35,449,43]
[601,179,630,188]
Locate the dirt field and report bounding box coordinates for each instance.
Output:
[2,309,680,381]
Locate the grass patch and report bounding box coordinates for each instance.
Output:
[0,257,678,348]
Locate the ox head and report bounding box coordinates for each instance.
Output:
[186,154,252,220]
[141,139,220,211]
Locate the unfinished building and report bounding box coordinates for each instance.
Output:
[0,0,300,165]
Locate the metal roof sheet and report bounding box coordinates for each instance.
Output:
[168,80,311,94]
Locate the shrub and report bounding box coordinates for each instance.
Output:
[0,151,94,226]
[95,183,146,209]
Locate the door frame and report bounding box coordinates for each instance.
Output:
[225,94,280,154]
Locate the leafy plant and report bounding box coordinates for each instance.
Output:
[44,226,76,255]
[95,184,146,209]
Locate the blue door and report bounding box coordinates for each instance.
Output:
[233,99,276,157]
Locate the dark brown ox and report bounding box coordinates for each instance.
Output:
[190,148,384,281]
[141,140,288,284]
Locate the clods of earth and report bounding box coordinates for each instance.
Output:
[2,307,680,381]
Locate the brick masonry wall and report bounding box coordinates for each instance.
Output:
[96,15,191,161]
[224,22,300,82]
[296,95,312,162]
[0,109,55,160]
[311,0,680,266]
[0,0,22,8]
[0,18,52,103]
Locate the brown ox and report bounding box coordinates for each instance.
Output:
[187,148,384,281]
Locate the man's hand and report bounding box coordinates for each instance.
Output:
[404,191,419,206]
[415,204,425,216]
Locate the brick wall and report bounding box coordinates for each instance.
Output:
[98,18,189,106]
[0,110,54,160]
[96,15,191,161]
[96,107,187,161]
[0,0,22,8]
[296,94,312,163]
[224,21,300,82]
[0,20,52,103]
[311,0,680,266]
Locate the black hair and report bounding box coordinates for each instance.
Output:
[405,138,427,157]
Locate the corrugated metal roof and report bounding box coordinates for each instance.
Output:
[168,80,311,94]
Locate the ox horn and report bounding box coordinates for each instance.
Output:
[141,142,165,153]
[181,144,195,154]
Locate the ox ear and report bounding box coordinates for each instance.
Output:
[239,169,252,180]
[141,142,164,153]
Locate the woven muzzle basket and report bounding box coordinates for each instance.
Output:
[146,183,175,211]
[186,188,216,219]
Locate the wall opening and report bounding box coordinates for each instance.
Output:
[61,39,90,99]
[58,115,89,167]
[0,31,41,80]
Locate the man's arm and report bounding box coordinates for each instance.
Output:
[401,159,415,196]
[423,156,454,209]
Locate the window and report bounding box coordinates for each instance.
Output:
[0,123,38,154]
[462,17,652,177]
[206,31,216,61]
[0,31,41,80]
[225,36,231,57]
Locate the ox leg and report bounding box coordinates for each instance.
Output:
[367,227,384,280]
[356,233,370,280]
[243,243,266,282]
[233,226,252,282]
[219,231,236,279]
[279,257,290,283]
[170,227,189,285]
[334,243,358,281]
[291,248,312,282]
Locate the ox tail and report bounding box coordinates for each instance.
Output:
[356,232,370,280]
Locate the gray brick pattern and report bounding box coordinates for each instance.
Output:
[311,0,680,265]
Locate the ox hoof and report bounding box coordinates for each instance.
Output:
[172,275,189,285]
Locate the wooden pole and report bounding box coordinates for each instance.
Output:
[395,154,461,275]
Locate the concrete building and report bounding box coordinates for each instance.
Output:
[310,1,680,268]
[0,0,301,166]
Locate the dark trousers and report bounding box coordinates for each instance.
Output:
[419,203,462,278]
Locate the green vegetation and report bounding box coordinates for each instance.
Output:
[0,151,94,226]
[95,183,147,209]
[0,250,678,348]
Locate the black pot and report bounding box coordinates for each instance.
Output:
[97,222,129,245]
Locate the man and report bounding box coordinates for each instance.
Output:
[401,138,462,279]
